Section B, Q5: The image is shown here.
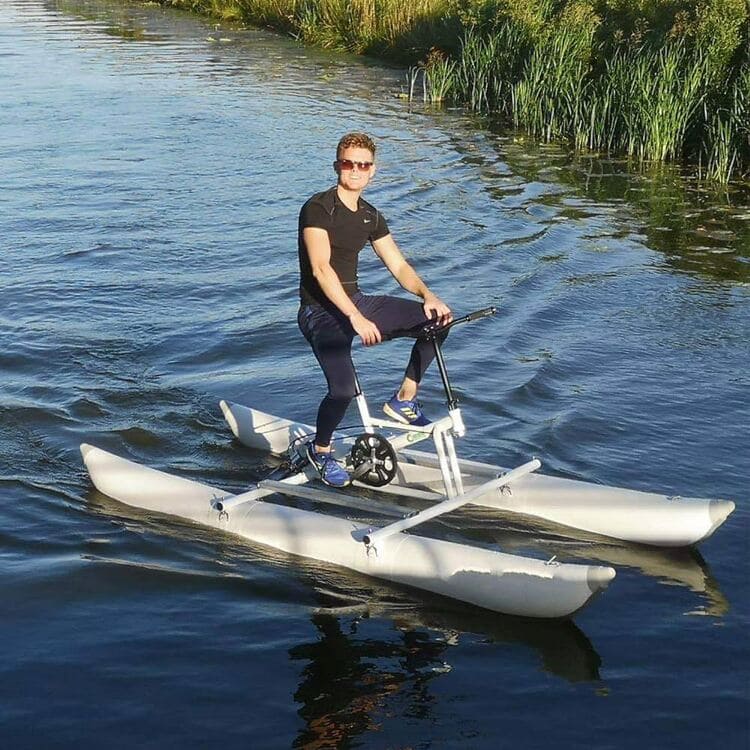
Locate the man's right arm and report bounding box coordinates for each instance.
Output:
[304,227,382,345]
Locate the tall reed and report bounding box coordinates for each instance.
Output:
[453,25,528,113]
[702,65,750,182]
[421,48,457,103]
[511,25,593,143]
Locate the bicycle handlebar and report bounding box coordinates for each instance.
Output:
[388,305,497,341]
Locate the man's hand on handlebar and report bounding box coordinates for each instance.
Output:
[423,293,452,326]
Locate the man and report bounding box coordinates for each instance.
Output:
[298,132,452,487]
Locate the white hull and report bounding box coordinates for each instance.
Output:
[220,401,735,547]
[80,444,615,619]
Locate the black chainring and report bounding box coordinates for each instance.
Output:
[349,433,398,487]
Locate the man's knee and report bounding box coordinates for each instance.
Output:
[326,383,357,403]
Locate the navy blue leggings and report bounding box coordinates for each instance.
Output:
[298,293,445,446]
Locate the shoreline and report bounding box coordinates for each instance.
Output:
[154,0,749,185]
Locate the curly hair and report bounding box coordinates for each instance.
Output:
[336,132,376,159]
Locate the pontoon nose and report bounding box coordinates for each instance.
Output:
[587,566,616,593]
[706,499,735,538]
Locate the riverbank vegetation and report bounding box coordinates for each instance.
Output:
[159,0,749,184]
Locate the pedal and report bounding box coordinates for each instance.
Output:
[266,451,307,481]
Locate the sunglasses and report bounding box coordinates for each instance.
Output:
[337,159,374,171]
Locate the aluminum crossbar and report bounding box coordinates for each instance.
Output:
[362,459,541,551]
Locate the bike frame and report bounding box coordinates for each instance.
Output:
[351,306,496,499]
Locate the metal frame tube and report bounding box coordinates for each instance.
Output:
[443,431,465,496]
[362,459,541,550]
[434,428,456,499]
[355,392,374,433]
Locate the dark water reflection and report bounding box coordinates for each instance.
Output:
[450,136,750,284]
[482,521,731,616]
[291,608,600,748]
[2,0,748,748]
[555,159,750,284]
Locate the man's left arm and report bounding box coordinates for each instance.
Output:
[372,234,452,323]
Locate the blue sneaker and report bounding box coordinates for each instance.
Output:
[306,443,351,488]
[383,394,431,427]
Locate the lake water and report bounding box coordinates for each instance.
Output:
[1,1,748,748]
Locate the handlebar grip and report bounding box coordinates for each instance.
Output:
[417,305,497,339]
[463,306,497,323]
[384,305,498,341]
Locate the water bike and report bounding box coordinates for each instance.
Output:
[81,307,735,619]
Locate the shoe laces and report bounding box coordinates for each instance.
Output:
[313,449,337,469]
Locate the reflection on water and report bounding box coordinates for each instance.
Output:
[490,525,730,616]
[290,599,601,747]
[376,602,602,683]
[446,133,750,285]
[558,161,750,286]
[290,613,444,748]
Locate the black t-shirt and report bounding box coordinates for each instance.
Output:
[298,187,390,306]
